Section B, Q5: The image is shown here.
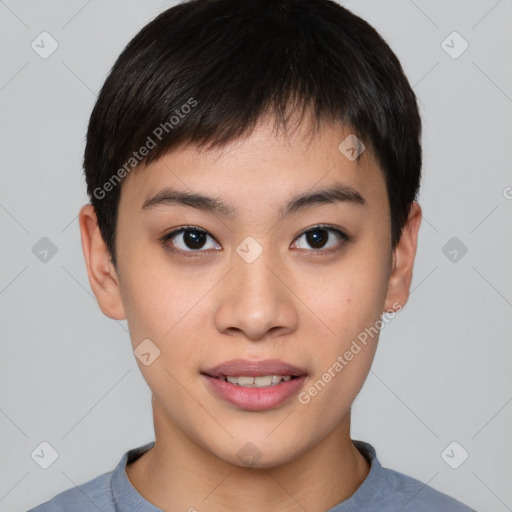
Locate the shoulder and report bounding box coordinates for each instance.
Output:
[380,466,476,511]
[28,441,156,512]
[27,471,115,512]
[348,441,476,512]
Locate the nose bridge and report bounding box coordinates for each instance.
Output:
[235,242,277,301]
[214,239,298,339]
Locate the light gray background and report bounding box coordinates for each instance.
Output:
[0,1,511,511]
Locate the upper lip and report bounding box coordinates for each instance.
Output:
[203,359,308,378]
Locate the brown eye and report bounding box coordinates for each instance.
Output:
[292,225,348,253]
[305,228,329,249]
[161,226,221,254]
[180,229,207,250]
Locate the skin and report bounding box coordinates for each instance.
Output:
[79,113,421,512]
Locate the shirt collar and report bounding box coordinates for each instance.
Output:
[110,439,382,511]
[111,441,161,511]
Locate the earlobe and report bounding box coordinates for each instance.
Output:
[79,204,126,320]
[383,201,422,313]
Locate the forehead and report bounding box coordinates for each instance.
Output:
[120,116,386,217]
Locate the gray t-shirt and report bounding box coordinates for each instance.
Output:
[28,440,475,511]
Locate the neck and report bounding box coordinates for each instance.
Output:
[126,401,370,512]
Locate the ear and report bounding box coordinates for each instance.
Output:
[383,201,422,313]
[78,204,126,320]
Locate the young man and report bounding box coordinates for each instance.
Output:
[30,0,475,510]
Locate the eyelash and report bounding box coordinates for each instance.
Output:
[159,224,350,258]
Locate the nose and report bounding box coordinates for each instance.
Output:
[214,245,299,341]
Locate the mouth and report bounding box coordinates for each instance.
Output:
[201,359,308,411]
[214,374,297,387]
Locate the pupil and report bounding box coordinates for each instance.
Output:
[185,230,206,249]
[307,229,327,249]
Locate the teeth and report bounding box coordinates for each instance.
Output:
[220,375,294,387]
[254,376,273,386]
[235,376,254,386]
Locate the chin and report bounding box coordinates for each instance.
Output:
[211,435,310,470]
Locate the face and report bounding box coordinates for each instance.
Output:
[81,115,420,469]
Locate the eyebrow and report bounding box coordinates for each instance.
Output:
[141,183,366,220]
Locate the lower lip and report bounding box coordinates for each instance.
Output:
[203,375,307,411]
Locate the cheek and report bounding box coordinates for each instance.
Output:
[303,252,390,344]
[295,248,389,405]
[120,266,210,407]
[116,235,187,328]
[295,264,386,429]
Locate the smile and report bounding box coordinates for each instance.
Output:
[216,375,294,387]
[201,359,308,411]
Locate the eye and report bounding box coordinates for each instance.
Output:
[160,226,221,256]
[291,224,349,254]
[160,223,349,257]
